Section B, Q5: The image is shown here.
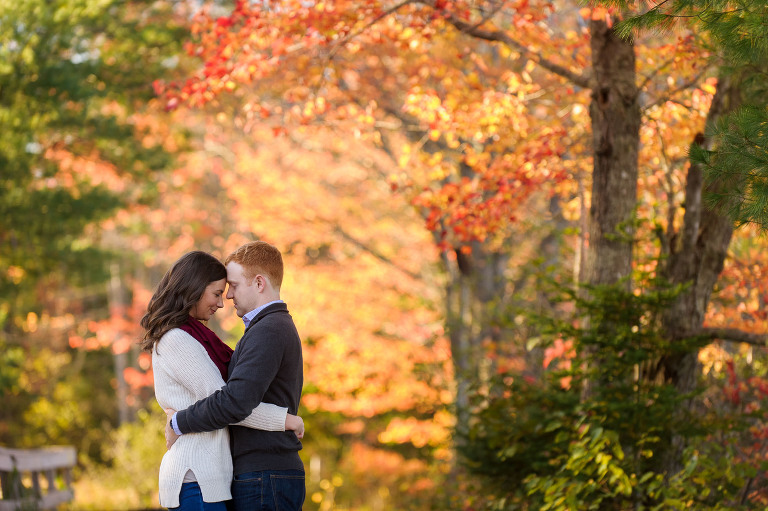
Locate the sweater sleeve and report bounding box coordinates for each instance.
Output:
[175,322,285,434]
[235,403,286,431]
[156,329,286,431]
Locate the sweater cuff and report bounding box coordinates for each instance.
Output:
[175,409,190,434]
[171,412,183,435]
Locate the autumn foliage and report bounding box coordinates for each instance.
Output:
[6,0,768,509]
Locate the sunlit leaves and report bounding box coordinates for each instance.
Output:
[155,0,594,253]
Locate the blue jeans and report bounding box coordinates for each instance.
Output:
[231,470,305,511]
[169,482,228,511]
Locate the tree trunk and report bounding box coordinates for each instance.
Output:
[583,19,640,288]
[659,73,742,472]
[109,262,131,426]
[580,19,640,404]
[445,237,510,442]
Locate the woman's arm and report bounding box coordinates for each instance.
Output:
[157,330,300,434]
[234,406,304,437]
[233,402,286,431]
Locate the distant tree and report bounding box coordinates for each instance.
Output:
[0,0,183,446]
[0,0,181,330]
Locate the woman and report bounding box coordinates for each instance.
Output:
[140,251,304,510]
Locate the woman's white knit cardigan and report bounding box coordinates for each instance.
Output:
[152,328,288,508]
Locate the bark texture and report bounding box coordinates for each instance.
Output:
[584,20,641,288]
[659,75,742,472]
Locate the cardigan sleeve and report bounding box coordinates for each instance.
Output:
[155,329,286,431]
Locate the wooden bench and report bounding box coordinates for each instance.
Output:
[0,446,76,511]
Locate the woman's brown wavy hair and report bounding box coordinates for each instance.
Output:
[139,251,226,352]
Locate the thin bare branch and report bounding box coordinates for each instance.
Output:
[418,0,591,89]
[327,0,417,60]
[638,54,678,91]
[700,327,768,347]
[334,226,423,281]
[641,66,711,112]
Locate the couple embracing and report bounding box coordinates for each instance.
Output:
[140,241,305,511]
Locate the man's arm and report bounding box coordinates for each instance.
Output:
[165,406,304,450]
[175,324,284,434]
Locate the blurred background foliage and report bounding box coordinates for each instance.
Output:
[3,0,768,510]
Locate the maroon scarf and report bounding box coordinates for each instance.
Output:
[179,317,233,381]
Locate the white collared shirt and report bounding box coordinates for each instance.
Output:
[242,300,285,329]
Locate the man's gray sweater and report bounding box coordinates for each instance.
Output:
[175,302,304,474]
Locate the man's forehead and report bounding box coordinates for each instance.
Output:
[226,270,245,283]
[226,262,243,276]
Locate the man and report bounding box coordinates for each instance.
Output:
[166,241,305,511]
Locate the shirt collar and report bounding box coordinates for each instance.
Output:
[242,300,284,328]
